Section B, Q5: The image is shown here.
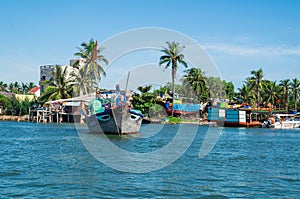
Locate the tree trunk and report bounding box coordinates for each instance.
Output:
[285,91,288,111]
[172,66,176,116]
[256,83,259,109]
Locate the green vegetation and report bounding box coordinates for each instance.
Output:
[73,39,108,85]
[1,39,300,118]
[159,41,188,115]
[131,85,155,115]
[166,116,200,124]
[40,66,73,103]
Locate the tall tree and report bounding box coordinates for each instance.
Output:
[20,82,28,94]
[263,81,281,107]
[223,81,235,100]
[159,41,188,114]
[248,68,264,108]
[40,66,72,102]
[206,77,224,99]
[238,84,255,105]
[182,67,206,103]
[0,81,8,91]
[74,39,108,86]
[28,82,36,90]
[69,65,96,96]
[279,79,291,111]
[291,78,300,110]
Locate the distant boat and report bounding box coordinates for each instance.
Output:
[165,103,207,117]
[262,113,300,129]
[208,107,265,128]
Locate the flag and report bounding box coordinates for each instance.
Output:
[92,40,98,61]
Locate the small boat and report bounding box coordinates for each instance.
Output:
[85,105,143,135]
[262,113,300,129]
[84,89,143,135]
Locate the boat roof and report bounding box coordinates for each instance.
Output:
[273,113,300,117]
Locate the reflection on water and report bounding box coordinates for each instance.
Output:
[0,121,299,198]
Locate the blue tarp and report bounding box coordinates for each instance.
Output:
[173,104,201,112]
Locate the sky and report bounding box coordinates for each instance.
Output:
[0,0,300,90]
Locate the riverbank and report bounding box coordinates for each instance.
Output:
[144,116,209,125]
[0,115,209,125]
[0,115,29,121]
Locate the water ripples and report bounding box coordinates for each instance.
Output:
[0,121,299,198]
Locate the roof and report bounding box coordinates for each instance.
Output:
[28,86,40,94]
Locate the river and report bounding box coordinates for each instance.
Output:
[0,121,299,198]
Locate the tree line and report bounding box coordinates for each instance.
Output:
[1,39,299,116]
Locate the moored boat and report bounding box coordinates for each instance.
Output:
[84,89,143,135]
[85,106,143,135]
[208,107,267,128]
[262,113,300,129]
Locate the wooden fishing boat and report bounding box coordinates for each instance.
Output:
[84,88,143,135]
[85,105,143,135]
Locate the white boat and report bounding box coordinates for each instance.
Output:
[262,113,300,129]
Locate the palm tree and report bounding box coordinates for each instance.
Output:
[0,81,8,91]
[263,81,281,107]
[20,82,28,94]
[159,41,188,114]
[238,84,254,105]
[279,79,291,111]
[69,65,96,96]
[206,77,224,99]
[223,81,235,100]
[28,82,36,90]
[248,68,264,108]
[74,39,108,85]
[182,67,206,103]
[291,78,300,110]
[14,82,21,93]
[40,66,72,102]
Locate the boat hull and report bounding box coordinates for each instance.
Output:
[269,121,300,129]
[224,121,262,128]
[85,106,143,135]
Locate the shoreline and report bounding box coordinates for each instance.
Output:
[0,115,209,125]
[0,115,28,122]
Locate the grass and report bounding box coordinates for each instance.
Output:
[166,116,200,124]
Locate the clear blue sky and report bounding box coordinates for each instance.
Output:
[1,0,300,89]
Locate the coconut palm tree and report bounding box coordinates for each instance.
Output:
[28,82,36,91]
[279,79,291,111]
[182,67,206,102]
[74,39,108,85]
[237,84,255,105]
[159,41,188,114]
[263,81,281,107]
[223,81,235,100]
[20,82,28,94]
[69,65,96,96]
[291,78,300,110]
[206,77,224,99]
[40,66,72,102]
[248,68,264,108]
[0,81,8,91]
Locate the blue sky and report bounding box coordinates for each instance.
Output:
[0,0,300,90]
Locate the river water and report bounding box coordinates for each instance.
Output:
[0,121,299,198]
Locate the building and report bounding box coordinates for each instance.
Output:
[70,58,85,67]
[39,58,86,95]
[28,86,40,97]
[39,65,56,93]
